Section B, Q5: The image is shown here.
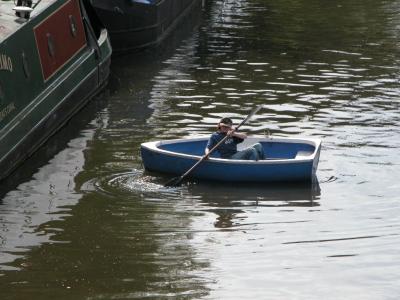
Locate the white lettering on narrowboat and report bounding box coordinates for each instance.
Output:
[0,54,13,72]
[0,102,16,123]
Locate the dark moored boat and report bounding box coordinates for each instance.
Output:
[90,0,203,53]
[0,0,112,181]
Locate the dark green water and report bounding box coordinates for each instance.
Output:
[1,0,400,299]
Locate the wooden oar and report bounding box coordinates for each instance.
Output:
[164,105,263,187]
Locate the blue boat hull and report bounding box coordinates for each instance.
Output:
[141,137,321,182]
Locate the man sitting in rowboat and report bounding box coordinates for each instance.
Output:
[205,117,265,160]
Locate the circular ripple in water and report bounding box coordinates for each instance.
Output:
[80,169,182,198]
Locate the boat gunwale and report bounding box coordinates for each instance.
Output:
[141,136,321,165]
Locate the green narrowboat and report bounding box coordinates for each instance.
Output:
[0,0,112,181]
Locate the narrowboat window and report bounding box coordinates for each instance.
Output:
[69,15,77,37]
[47,33,55,57]
[22,51,30,79]
[0,81,4,101]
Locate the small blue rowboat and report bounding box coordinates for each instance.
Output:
[140,137,322,182]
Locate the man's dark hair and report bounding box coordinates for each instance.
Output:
[219,117,233,125]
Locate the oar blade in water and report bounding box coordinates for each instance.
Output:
[164,176,184,187]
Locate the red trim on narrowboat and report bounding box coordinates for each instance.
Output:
[34,0,87,81]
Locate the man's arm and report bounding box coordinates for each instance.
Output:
[205,134,215,155]
[228,129,247,139]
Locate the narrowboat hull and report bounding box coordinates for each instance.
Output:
[141,137,322,182]
[0,0,112,181]
[90,0,202,53]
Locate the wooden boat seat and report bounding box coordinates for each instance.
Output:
[295,151,313,158]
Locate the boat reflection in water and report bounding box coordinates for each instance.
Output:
[186,179,321,229]
[187,179,321,206]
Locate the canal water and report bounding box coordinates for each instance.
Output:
[1,0,400,299]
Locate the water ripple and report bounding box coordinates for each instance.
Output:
[80,170,183,198]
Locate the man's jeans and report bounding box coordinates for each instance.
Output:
[230,143,265,160]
